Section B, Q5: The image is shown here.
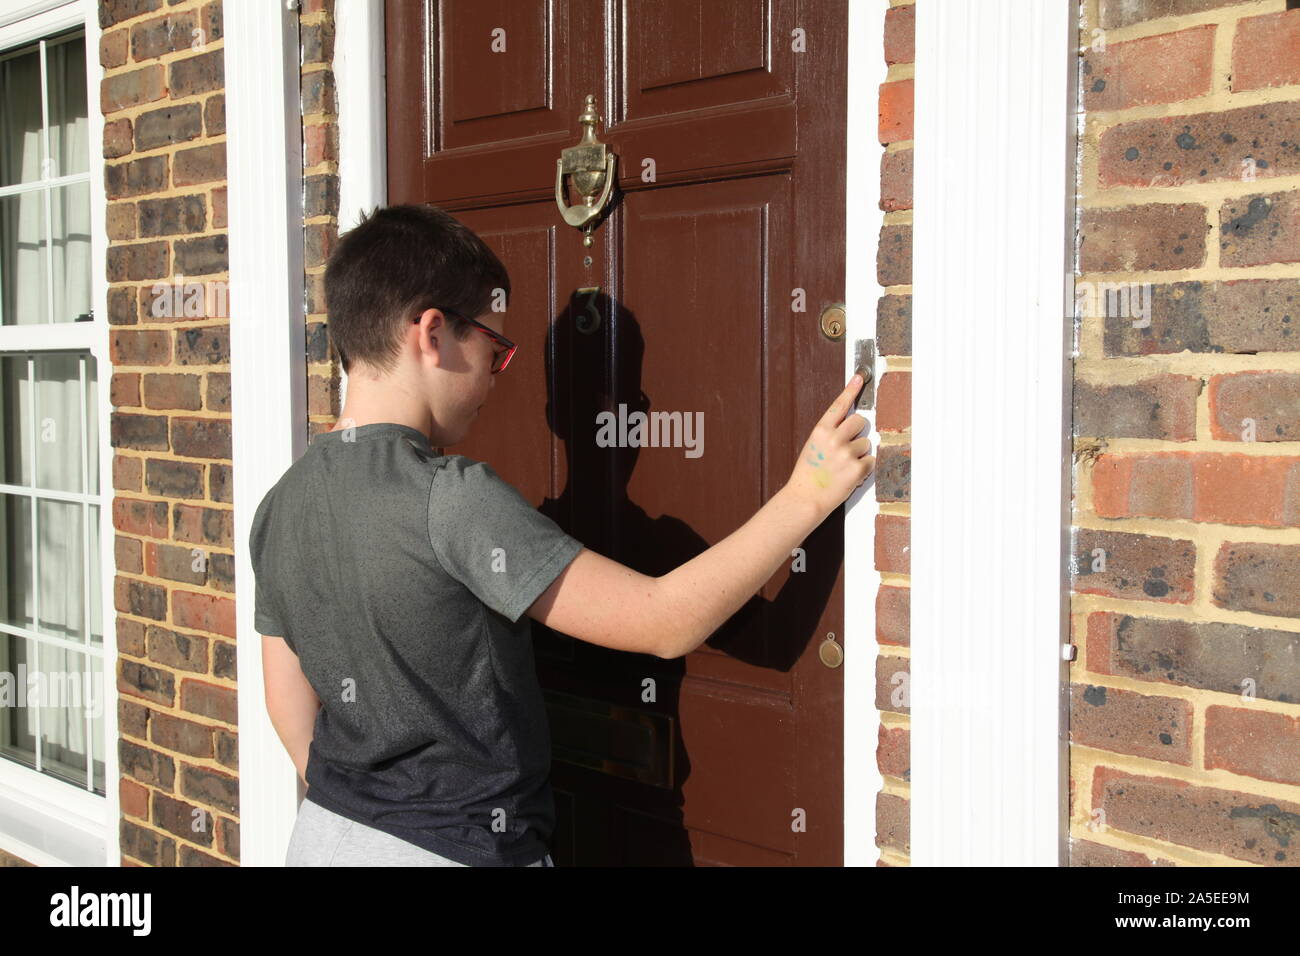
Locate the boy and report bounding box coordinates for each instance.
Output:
[252,203,874,867]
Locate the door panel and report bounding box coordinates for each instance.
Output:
[386,0,847,866]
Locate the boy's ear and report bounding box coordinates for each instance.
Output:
[415,307,446,367]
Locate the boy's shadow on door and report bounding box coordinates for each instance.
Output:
[528,291,861,866]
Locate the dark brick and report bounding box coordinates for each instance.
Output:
[111,410,170,449]
[101,0,164,29]
[170,416,231,459]
[1099,101,1300,189]
[1092,765,1300,865]
[134,102,202,151]
[877,223,911,287]
[1072,528,1196,604]
[875,443,910,502]
[1073,375,1201,440]
[1220,191,1300,269]
[104,155,168,199]
[1080,203,1207,272]
[130,11,198,61]
[174,325,230,366]
[877,294,911,356]
[138,194,206,237]
[168,48,223,97]
[173,234,227,276]
[1103,279,1300,356]
[143,458,204,499]
[1214,541,1300,619]
[173,143,225,186]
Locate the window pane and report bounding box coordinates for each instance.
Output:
[0,46,42,188]
[34,351,86,492]
[0,189,49,326]
[37,642,92,788]
[46,33,87,178]
[1,354,32,486]
[0,634,35,769]
[0,491,34,632]
[37,497,84,643]
[52,181,91,323]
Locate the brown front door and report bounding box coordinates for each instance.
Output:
[386,0,848,866]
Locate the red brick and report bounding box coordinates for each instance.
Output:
[875,514,909,574]
[876,655,909,715]
[171,589,236,638]
[1069,838,1175,866]
[1205,705,1300,786]
[880,147,912,213]
[876,584,909,647]
[878,79,912,145]
[1099,102,1300,189]
[1083,25,1214,111]
[877,724,909,780]
[1091,453,1193,521]
[1070,683,1193,764]
[876,371,910,432]
[1210,371,1300,442]
[1091,765,1300,865]
[1080,203,1207,272]
[883,4,914,66]
[1232,10,1300,92]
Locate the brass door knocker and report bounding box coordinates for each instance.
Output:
[556,94,617,247]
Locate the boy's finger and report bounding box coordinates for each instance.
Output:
[819,374,863,428]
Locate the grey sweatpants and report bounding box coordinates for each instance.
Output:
[285,797,554,867]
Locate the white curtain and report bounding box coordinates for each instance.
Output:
[0,32,98,791]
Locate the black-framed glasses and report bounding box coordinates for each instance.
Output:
[436,308,517,374]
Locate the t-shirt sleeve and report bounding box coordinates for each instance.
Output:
[427,456,584,624]
[249,489,290,644]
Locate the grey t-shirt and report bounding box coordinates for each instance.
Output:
[248,422,583,866]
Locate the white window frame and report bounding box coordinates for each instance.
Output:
[0,0,115,868]
[911,0,1076,865]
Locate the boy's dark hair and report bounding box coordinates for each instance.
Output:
[324,203,511,374]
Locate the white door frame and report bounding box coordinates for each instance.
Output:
[844,0,889,868]
[911,0,1077,865]
[227,0,308,867]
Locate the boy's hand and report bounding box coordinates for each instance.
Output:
[783,374,875,522]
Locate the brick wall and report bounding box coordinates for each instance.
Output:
[875,0,914,867]
[102,0,234,867]
[99,0,336,866]
[1070,0,1300,867]
[301,0,342,442]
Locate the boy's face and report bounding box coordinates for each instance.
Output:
[421,307,504,446]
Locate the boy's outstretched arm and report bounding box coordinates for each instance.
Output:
[527,375,874,659]
[263,634,320,782]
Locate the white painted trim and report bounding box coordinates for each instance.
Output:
[227,1,307,867]
[843,0,889,868]
[333,0,388,412]
[911,0,1076,865]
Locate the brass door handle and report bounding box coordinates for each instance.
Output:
[556,94,617,246]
